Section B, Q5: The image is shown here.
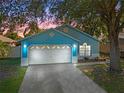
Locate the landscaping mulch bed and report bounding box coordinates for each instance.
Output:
[78,58,108,63]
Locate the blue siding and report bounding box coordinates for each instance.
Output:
[56,25,99,56]
[72,46,77,56]
[21,42,29,58]
[21,29,79,58]
[20,25,99,66]
[24,30,78,45]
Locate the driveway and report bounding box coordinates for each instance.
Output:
[19,64,106,93]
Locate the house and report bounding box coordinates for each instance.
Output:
[18,25,99,66]
[0,35,21,57]
[0,35,16,46]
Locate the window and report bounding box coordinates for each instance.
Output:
[79,43,91,56]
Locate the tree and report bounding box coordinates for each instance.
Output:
[6,32,20,40]
[0,0,47,36]
[27,0,46,22]
[51,0,107,37]
[26,21,42,36]
[93,0,124,71]
[51,0,124,71]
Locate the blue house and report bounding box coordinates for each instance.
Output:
[19,25,99,66]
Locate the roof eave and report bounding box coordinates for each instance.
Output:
[57,24,100,42]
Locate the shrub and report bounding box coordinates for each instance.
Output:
[0,41,10,57]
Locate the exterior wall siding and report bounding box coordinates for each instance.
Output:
[20,25,100,66]
[57,25,100,58]
[21,29,79,66]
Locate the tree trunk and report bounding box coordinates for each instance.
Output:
[109,29,121,72]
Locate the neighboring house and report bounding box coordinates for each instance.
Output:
[0,35,21,58]
[0,35,16,46]
[100,32,124,57]
[18,25,99,66]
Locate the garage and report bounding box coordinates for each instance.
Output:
[20,28,79,66]
[28,45,71,65]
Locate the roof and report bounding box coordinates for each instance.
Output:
[18,24,99,43]
[0,35,16,43]
[56,24,99,42]
[18,28,80,43]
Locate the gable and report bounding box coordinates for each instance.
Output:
[18,29,79,44]
[56,24,99,44]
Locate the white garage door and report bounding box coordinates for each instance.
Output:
[28,45,71,65]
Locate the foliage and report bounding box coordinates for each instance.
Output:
[51,0,108,37]
[6,32,21,40]
[0,41,10,57]
[51,0,124,37]
[0,12,5,26]
[24,21,42,36]
[0,0,46,23]
[0,0,47,32]
[93,0,124,32]
[27,0,46,21]
[93,0,124,71]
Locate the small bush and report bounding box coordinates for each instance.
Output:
[0,41,11,57]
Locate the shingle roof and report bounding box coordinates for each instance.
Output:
[18,28,80,43]
[18,24,99,43]
[56,24,99,42]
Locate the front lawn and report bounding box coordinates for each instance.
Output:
[77,59,124,93]
[0,58,27,93]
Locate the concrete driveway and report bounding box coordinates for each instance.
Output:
[19,64,106,93]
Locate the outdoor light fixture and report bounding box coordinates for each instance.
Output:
[73,44,77,48]
[23,44,27,48]
[23,44,27,58]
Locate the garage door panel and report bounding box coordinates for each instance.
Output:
[28,45,71,64]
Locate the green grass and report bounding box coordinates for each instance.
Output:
[77,59,124,93]
[0,58,27,93]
